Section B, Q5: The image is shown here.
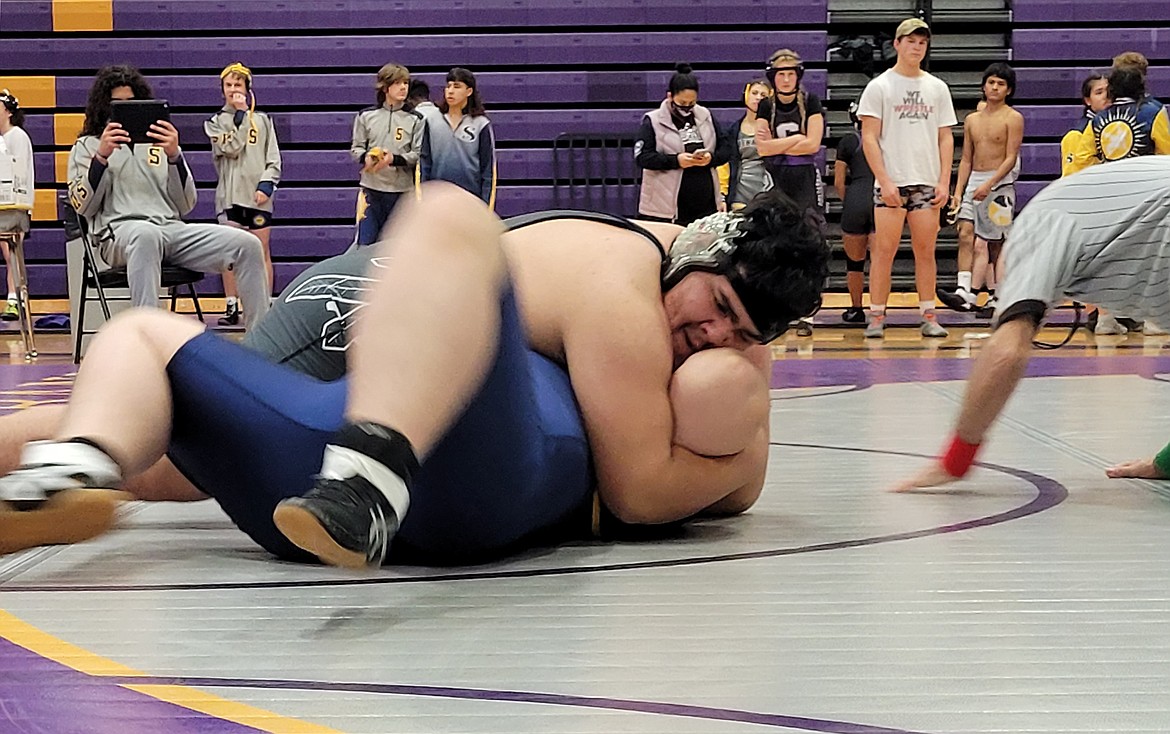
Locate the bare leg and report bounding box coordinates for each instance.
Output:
[58,309,206,476]
[955,220,974,275]
[971,236,990,292]
[906,208,941,305]
[869,207,907,309]
[842,233,869,309]
[0,237,15,296]
[255,227,273,295]
[346,184,507,458]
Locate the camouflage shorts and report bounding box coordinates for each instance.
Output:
[873,184,937,212]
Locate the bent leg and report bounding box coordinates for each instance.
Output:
[162,223,270,328]
[106,221,165,308]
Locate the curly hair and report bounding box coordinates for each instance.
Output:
[727,189,830,341]
[80,64,153,138]
[0,90,23,128]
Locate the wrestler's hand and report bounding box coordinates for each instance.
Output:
[1105,457,1167,479]
[96,122,131,159]
[147,120,181,160]
[879,181,901,208]
[254,190,269,206]
[890,462,958,492]
[930,183,949,208]
[973,182,992,202]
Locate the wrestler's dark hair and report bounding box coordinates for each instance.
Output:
[80,64,153,138]
[727,189,830,342]
[440,67,486,116]
[406,79,430,108]
[982,62,1016,102]
[1080,72,1106,101]
[1107,66,1144,102]
[669,63,699,95]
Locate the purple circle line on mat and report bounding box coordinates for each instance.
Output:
[0,443,1066,593]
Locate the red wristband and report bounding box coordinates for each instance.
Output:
[941,435,980,478]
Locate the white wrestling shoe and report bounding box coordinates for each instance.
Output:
[0,441,122,507]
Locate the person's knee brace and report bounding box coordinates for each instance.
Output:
[846,255,866,273]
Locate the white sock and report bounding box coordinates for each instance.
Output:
[919,301,936,317]
[870,304,886,316]
[225,296,238,307]
[319,444,411,522]
[6,293,16,303]
[957,272,972,293]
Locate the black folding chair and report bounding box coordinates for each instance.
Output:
[59,193,205,363]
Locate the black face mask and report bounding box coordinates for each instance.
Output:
[670,101,695,119]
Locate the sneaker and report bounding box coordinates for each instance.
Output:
[795,318,814,337]
[0,441,122,509]
[1116,317,1144,333]
[935,287,973,313]
[217,301,241,326]
[1,301,18,321]
[1144,320,1168,336]
[864,314,886,338]
[1094,313,1127,336]
[841,306,866,324]
[976,297,998,319]
[920,314,948,338]
[273,476,400,569]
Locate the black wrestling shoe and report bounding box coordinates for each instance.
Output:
[217,301,241,326]
[841,306,866,324]
[273,476,400,569]
[935,287,973,313]
[794,319,814,337]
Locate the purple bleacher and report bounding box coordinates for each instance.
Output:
[110,0,825,30]
[1019,142,1060,177]
[1015,180,1050,210]
[28,224,356,261]
[1013,0,1170,22]
[1012,28,1166,62]
[7,32,825,72]
[1,0,52,30]
[1015,67,1170,100]
[50,70,828,111]
[1016,105,1084,137]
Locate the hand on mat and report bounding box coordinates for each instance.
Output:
[890,462,958,492]
[1105,457,1167,480]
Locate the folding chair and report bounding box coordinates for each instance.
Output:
[59,193,205,363]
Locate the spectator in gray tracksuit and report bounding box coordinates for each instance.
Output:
[204,62,281,325]
[419,67,496,207]
[67,64,268,327]
[351,63,425,246]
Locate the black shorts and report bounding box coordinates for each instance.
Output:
[219,205,272,231]
[840,184,875,235]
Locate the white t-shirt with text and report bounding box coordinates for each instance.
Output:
[857,68,957,187]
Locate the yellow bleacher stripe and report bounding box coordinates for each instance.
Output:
[52,0,113,31]
[55,151,70,184]
[33,189,58,222]
[0,610,342,733]
[55,113,85,145]
[0,77,55,108]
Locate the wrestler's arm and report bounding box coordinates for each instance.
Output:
[892,317,1036,491]
[699,345,771,515]
[563,292,767,524]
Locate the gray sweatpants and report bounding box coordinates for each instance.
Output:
[102,220,269,327]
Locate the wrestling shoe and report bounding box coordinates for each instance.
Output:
[1,300,17,321]
[864,314,886,338]
[920,314,948,338]
[976,297,998,319]
[1094,313,1127,336]
[0,441,122,509]
[794,318,814,337]
[935,287,973,313]
[841,306,866,324]
[274,475,401,569]
[217,301,241,326]
[1143,321,1168,336]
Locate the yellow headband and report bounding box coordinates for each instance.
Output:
[220,62,252,82]
[219,63,256,132]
